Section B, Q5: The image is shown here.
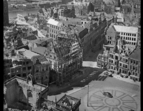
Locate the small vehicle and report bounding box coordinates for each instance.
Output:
[81,79,86,83]
[103,92,113,98]
[129,110,135,111]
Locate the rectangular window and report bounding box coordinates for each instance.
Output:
[23,73,27,78]
[36,69,39,73]
[22,67,26,71]
[119,63,121,66]
[28,67,32,70]
[27,89,32,98]
[115,56,118,60]
[17,74,21,77]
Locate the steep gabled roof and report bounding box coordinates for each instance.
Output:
[129,47,140,61]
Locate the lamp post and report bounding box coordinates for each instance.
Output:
[87,83,89,107]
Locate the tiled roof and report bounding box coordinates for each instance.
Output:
[129,47,140,61]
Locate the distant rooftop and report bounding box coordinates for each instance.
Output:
[32,47,47,55]
[56,94,80,110]
[47,18,62,26]
[17,48,40,59]
[113,25,138,33]
[129,47,140,61]
[4,76,46,91]
[24,35,37,40]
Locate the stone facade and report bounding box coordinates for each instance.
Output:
[5,59,50,85]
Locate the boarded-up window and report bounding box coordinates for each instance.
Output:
[27,89,32,98]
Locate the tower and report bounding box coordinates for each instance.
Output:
[3,0,9,26]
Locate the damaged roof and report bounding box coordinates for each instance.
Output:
[129,47,140,61]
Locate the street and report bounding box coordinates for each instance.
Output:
[83,21,108,61]
[48,67,104,95]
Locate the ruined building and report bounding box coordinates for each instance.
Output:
[3,0,9,26]
[4,58,50,85]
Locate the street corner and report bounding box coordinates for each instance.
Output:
[83,88,140,111]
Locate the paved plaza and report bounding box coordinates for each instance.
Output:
[84,88,138,111]
[48,77,140,111]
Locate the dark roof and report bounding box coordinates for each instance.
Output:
[129,47,140,61]
[15,45,29,50]
[4,76,46,88]
[57,94,80,110]
[4,79,32,110]
[24,35,37,40]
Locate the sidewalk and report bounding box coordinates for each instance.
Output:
[112,74,140,86]
[82,61,100,68]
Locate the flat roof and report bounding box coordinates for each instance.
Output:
[47,18,62,26]
[32,47,47,55]
[104,44,115,48]
[17,48,40,59]
[113,25,138,33]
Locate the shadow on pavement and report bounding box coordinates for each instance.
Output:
[48,68,104,96]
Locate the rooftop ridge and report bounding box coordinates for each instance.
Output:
[4,76,47,88]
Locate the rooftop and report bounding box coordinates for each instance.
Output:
[113,25,138,33]
[47,18,62,26]
[104,44,115,48]
[32,47,47,55]
[4,76,46,91]
[17,48,40,59]
[23,35,37,40]
[57,94,80,110]
[129,47,140,61]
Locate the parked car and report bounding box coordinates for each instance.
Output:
[103,92,113,98]
[81,79,86,83]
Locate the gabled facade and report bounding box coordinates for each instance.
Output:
[118,55,129,78]
[128,47,140,81]
[106,24,139,52]
[107,52,120,73]
[32,34,83,85]
[4,76,47,110]
[105,24,116,45]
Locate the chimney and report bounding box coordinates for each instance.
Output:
[118,0,121,7]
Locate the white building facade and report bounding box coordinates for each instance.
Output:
[47,18,62,39]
